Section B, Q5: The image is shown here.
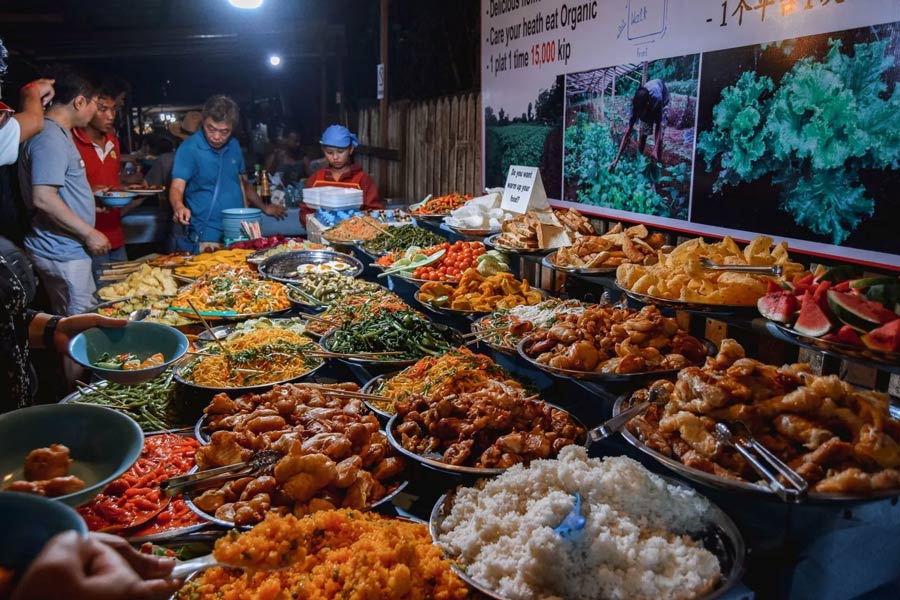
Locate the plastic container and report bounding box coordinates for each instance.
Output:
[221,207,262,241]
[319,188,363,210]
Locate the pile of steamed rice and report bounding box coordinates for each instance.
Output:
[437,446,721,600]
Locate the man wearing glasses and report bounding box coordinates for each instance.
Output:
[18,68,104,315]
[169,94,285,252]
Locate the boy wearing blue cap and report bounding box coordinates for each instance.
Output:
[302,124,381,225]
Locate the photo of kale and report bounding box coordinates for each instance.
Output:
[562,55,700,220]
[484,75,565,196]
[693,23,900,253]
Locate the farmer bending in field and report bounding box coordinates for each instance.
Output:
[610,79,670,171]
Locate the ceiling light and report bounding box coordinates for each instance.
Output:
[269,55,282,67]
[229,0,264,9]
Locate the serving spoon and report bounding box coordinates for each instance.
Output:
[168,554,291,579]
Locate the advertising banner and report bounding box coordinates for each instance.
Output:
[482,0,900,269]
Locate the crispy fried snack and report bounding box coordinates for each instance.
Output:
[418,269,543,311]
[616,235,807,306]
[553,223,667,269]
[626,339,900,495]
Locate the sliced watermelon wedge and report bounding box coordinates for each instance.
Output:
[758,291,800,323]
[861,319,900,353]
[794,290,833,338]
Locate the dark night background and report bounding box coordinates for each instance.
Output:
[1,0,481,144]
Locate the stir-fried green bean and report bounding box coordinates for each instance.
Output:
[361,224,445,254]
[324,310,455,360]
[287,273,383,305]
[70,370,180,432]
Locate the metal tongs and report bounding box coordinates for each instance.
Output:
[700,258,783,277]
[160,450,282,498]
[713,422,808,503]
[586,387,666,445]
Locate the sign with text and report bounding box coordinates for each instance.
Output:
[481,0,900,269]
[501,165,549,213]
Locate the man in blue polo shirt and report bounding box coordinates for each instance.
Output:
[169,95,284,251]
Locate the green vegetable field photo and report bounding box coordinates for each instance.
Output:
[692,23,900,255]
[562,55,699,220]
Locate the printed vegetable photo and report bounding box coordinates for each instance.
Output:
[562,55,700,220]
[692,23,900,255]
[484,74,565,196]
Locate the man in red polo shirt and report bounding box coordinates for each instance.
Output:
[73,77,140,284]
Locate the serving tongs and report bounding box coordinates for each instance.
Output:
[585,387,666,445]
[160,450,281,498]
[713,422,808,503]
[700,258,783,277]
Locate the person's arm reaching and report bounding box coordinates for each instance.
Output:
[13,79,55,143]
[32,185,110,255]
[610,120,635,172]
[243,174,286,218]
[169,178,191,225]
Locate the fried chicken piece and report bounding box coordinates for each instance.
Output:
[193,489,227,513]
[812,468,872,494]
[24,444,72,481]
[301,433,352,461]
[343,471,380,509]
[277,454,337,502]
[788,438,851,473]
[196,431,251,469]
[680,450,743,480]
[773,414,835,450]
[371,457,404,481]
[854,424,900,469]
[659,412,719,458]
[8,476,85,497]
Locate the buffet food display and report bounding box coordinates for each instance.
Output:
[392,379,586,469]
[519,305,709,377]
[96,264,179,300]
[177,510,468,600]
[192,383,406,526]
[171,264,291,316]
[617,235,806,307]
[622,339,900,497]
[11,202,893,600]
[177,329,322,389]
[417,269,543,313]
[435,447,733,600]
[173,248,254,279]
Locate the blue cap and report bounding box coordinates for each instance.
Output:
[320,125,359,149]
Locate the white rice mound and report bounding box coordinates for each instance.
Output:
[437,446,722,600]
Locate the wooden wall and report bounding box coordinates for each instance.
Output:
[356,92,482,204]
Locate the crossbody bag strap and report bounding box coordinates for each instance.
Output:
[194,150,227,242]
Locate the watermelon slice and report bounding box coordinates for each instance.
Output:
[757,292,800,323]
[822,325,862,347]
[794,290,833,337]
[861,319,900,353]
[827,290,897,332]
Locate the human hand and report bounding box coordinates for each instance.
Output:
[263,203,287,219]
[56,314,127,355]
[11,531,181,600]
[173,205,191,225]
[85,229,111,256]
[21,79,56,107]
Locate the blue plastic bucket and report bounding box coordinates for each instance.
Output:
[221,207,262,240]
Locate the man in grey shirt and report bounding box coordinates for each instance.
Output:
[19,68,106,315]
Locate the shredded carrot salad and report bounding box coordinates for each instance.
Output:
[171,264,290,315]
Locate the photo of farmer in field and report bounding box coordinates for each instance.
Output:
[563,55,699,220]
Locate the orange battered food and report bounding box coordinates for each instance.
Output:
[177,510,468,600]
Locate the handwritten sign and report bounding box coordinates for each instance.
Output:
[501,166,549,214]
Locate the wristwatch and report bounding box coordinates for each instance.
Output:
[43,315,63,349]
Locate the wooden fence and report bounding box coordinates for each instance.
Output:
[355,92,482,203]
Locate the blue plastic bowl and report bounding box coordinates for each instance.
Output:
[222,207,262,240]
[0,492,88,572]
[96,191,137,208]
[68,321,189,385]
[0,403,144,508]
